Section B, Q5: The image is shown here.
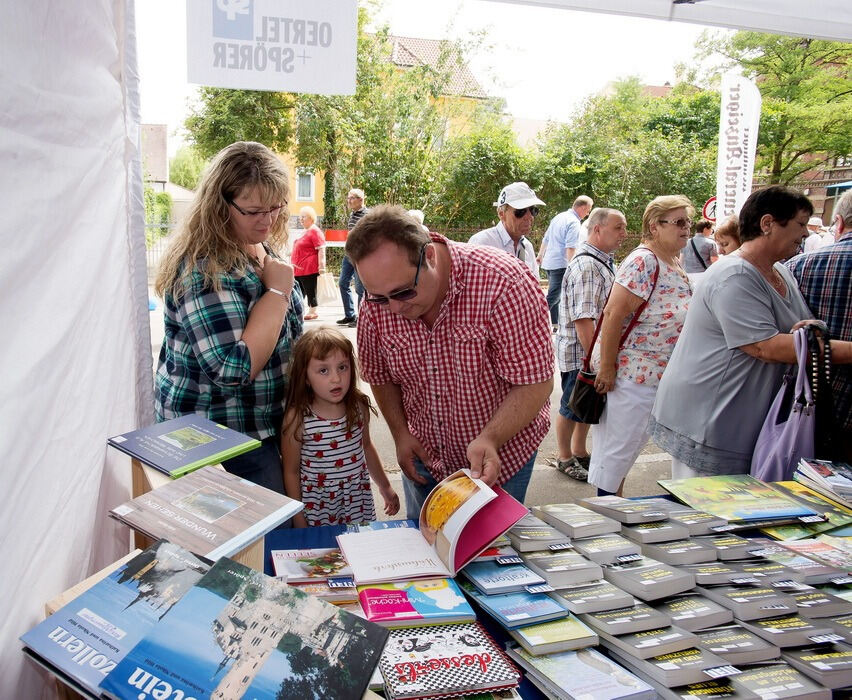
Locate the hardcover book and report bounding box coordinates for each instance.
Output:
[579,496,668,524]
[695,624,781,665]
[695,585,798,621]
[271,548,352,583]
[504,644,656,700]
[378,621,519,699]
[571,533,641,565]
[505,513,570,552]
[336,470,527,583]
[506,613,598,655]
[658,474,820,523]
[107,414,260,478]
[459,581,568,629]
[100,556,388,700]
[519,549,602,588]
[621,520,690,544]
[533,502,621,539]
[737,614,834,648]
[460,560,545,595]
[597,624,699,660]
[606,645,732,688]
[579,601,671,636]
[744,538,842,584]
[356,578,476,628]
[781,642,852,690]
[20,541,210,698]
[547,579,634,615]
[602,556,696,602]
[731,663,831,700]
[109,465,303,560]
[640,538,717,565]
[653,595,734,632]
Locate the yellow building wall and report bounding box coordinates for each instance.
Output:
[280,152,326,219]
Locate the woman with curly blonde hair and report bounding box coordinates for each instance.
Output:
[155,141,303,492]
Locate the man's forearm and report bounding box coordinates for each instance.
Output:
[370,383,410,439]
[574,317,595,355]
[477,379,553,449]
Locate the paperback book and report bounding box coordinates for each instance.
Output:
[695,585,798,621]
[680,562,748,586]
[781,642,852,689]
[745,538,842,585]
[20,541,210,698]
[597,624,699,660]
[728,560,799,584]
[506,613,598,655]
[107,414,260,478]
[459,581,568,629]
[579,496,668,524]
[504,644,656,700]
[547,579,634,615]
[460,560,545,595]
[796,458,852,501]
[288,581,357,605]
[602,556,696,602]
[826,612,852,643]
[791,588,851,618]
[776,536,852,573]
[759,480,852,540]
[356,578,476,628]
[579,601,671,636]
[571,533,641,565]
[505,513,570,552]
[606,645,732,688]
[736,614,834,648]
[640,538,717,565]
[271,548,352,583]
[658,474,820,523]
[652,595,734,632]
[109,465,303,560]
[636,498,728,535]
[519,549,602,588]
[630,675,759,700]
[378,621,519,699]
[621,520,690,544]
[731,663,831,700]
[695,625,781,665]
[696,535,763,561]
[100,556,388,700]
[532,502,621,539]
[336,470,527,583]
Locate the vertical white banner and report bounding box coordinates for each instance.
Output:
[715,73,762,219]
[186,0,357,95]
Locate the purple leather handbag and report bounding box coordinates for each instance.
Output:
[750,328,815,482]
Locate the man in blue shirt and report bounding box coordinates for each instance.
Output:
[537,196,593,325]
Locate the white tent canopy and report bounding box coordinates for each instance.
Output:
[490,0,852,42]
[1,1,850,697]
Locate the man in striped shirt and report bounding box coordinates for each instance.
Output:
[347,205,554,518]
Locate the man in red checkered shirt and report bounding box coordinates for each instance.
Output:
[346,205,554,518]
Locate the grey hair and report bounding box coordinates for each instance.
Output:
[573,195,594,209]
[836,188,852,229]
[587,207,620,232]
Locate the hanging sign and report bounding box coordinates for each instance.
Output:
[186,0,357,95]
[702,196,717,222]
[715,73,761,219]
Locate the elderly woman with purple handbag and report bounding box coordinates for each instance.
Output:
[649,186,852,482]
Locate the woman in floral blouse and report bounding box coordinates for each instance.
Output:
[587,195,694,495]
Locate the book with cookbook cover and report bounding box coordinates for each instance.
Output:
[658,474,821,523]
[336,469,527,584]
[107,414,260,478]
[271,548,353,583]
[355,578,476,628]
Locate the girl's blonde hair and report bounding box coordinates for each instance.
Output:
[155,141,290,299]
[284,327,374,439]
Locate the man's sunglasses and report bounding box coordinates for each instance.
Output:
[365,244,428,305]
[512,206,539,219]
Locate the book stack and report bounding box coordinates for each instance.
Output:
[271,546,358,604]
[795,458,852,508]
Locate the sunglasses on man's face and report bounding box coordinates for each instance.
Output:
[365,244,428,305]
[512,206,539,219]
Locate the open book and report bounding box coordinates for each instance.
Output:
[337,469,528,584]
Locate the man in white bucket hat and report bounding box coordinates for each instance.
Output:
[469,182,544,276]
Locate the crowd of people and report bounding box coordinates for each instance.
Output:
[152,140,852,527]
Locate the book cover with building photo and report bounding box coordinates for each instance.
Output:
[100,557,388,700]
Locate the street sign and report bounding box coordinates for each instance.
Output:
[703,196,717,222]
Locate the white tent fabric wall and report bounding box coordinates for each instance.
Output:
[0,1,151,697]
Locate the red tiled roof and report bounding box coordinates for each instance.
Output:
[388,35,488,99]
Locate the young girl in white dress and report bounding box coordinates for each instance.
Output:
[282,327,399,527]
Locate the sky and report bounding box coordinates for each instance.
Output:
[135,1,723,156]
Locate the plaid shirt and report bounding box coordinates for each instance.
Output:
[357,234,553,484]
[786,233,852,430]
[556,242,615,372]
[155,260,304,440]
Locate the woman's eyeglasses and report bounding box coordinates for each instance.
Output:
[659,218,693,229]
[365,244,428,305]
[512,206,539,219]
[228,199,286,219]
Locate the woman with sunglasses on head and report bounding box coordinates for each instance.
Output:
[154,141,303,493]
[650,186,852,481]
[587,195,694,496]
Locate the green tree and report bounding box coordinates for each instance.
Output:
[169,146,207,190]
[698,31,852,183]
[143,186,172,246]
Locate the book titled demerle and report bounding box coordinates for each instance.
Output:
[580,496,669,524]
[505,513,570,552]
[736,614,834,648]
[606,645,733,688]
[336,469,527,584]
[640,538,717,566]
[602,556,696,602]
[781,642,852,690]
[355,577,476,628]
[653,594,734,632]
[519,549,603,588]
[533,502,621,539]
[730,663,831,700]
[695,624,781,665]
[635,498,728,536]
[378,621,519,699]
[695,585,798,621]
[621,519,691,544]
[571,533,641,565]
[597,624,699,660]
[20,541,210,699]
[579,601,671,636]
[107,414,261,478]
[548,579,634,615]
[100,556,388,700]
[109,465,303,560]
